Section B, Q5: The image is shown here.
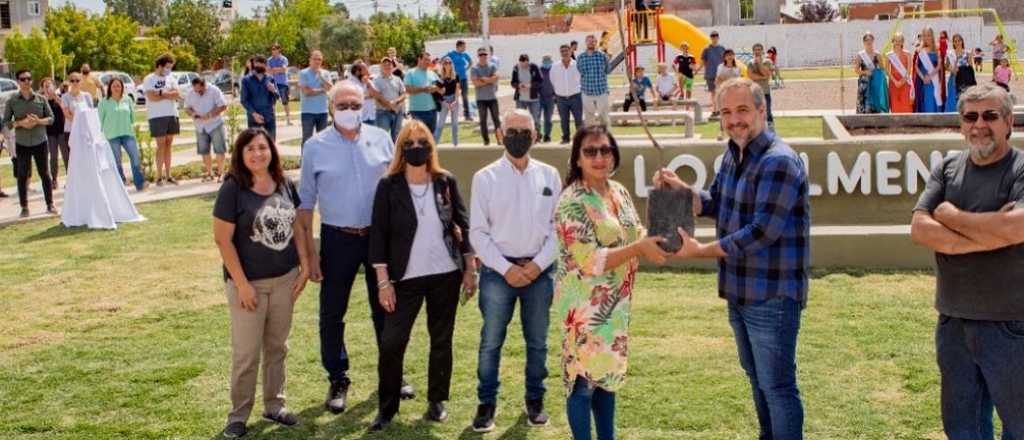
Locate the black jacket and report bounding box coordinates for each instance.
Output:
[510,63,543,101]
[369,172,472,282]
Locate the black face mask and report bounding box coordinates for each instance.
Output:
[503,129,533,159]
[254,66,267,74]
[405,147,430,167]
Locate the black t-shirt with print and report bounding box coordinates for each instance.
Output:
[213,175,301,281]
[674,54,695,78]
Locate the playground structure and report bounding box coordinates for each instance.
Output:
[887,8,1021,77]
[606,6,711,75]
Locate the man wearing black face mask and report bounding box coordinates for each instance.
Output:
[241,55,281,141]
[468,110,562,432]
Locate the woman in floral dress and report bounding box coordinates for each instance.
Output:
[553,125,668,440]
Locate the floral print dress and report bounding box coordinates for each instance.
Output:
[554,179,643,395]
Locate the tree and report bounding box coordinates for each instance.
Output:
[307,14,367,68]
[491,0,529,17]
[799,0,838,23]
[4,28,73,81]
[442,0,480,32]
[161,0,222,68]
[44,5,145,74]
[264,0,333,66]
[218,18,272,64]
[103,0,166,26]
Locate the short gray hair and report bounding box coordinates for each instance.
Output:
[957,82,1013,116]
[502,108,535,131]
[715,77,766,110]
[329,81,364,103]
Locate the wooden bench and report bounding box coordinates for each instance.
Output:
[612,99,704,123]
[608,111,694,138]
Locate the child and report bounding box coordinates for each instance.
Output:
[768,46,784,88]
[994,58,1012,92]
[673,42,696,99]
[655,63,679,109]
[623,65,653,112]
[973,47,984,72]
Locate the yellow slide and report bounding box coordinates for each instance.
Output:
[658,14,746,76]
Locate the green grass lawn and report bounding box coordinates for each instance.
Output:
[0,195,996,439]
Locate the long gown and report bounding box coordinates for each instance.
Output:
[888,50,914,113]
[914,51,941,113]
[856,52,888,113]
[944,50,960,113]
[61,108,146,229]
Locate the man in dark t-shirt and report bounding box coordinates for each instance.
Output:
[673,42,696,99]
[910,83,1024,437]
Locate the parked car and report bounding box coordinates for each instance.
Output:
[211,69,240,96]
[96,71,141,104]
[0,78,18,93]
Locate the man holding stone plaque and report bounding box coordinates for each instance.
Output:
[654,77,810,440]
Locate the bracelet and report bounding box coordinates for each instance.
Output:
[378,279,392,288]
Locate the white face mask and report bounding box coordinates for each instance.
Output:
[334,109,361,130]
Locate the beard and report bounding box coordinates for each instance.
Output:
[968,129,998,159]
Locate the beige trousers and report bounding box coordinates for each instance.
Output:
[225,267,298,423]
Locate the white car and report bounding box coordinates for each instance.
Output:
[96,71,141,104]
[173,71,201,88]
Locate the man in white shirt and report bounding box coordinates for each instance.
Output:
[469,109,561,433]
[550,44,583,144]
[184,77,228,181]
[142,53,181,186]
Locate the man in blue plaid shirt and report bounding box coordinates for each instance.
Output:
[575,34,610,126]
[656,77,810,439]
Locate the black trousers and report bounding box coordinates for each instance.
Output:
[15,142,53,209]
[378,270,462,418]
[476,99,501,145]
[623,95,647,112]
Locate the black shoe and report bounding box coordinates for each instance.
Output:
[262,408,299,426]
[46,205,58,215]
[524,399,550,427]
[325,379,350,414]
[222,421,247,438]
[472,403,496,432]
[425,401,448,423]
[19,208,29,218]
[542,136,551,143]
[0,191,8,198]
[559,139,569,145]
[400,380,415,400]
[368,414,392,432]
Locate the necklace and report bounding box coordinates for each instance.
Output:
[410,184,430,216]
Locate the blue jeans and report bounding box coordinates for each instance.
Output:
[108,135,144,190]
[247,111,276,141]
[567,377,616,440]
[556,94,584,143]
[375,110,403,142]
[435,96,459,145]
[318,227,386,382]
[459,77,471,117]
[301,113,328,148]
[937,315,1024,440]
[729,297,804,440]
[515,100,542,135]
[540,97,555,140]
[410,110,438,137]
[476,265,553,405]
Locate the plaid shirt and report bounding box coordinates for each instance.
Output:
[699,130,810,305]
[576,51,609,96]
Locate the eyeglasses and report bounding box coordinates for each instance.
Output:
[961,110,1002,123]
[581,145,614,158]
[402,139,431,149]
[334,102,362,111]
[17,77,31,82]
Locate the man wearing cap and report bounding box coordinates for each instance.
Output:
[268,44,292,126]
[697,31,726,117]
[673,42,697,100]
[538,55,557,143]
[471,47,502,146]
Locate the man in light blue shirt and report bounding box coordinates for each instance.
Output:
[268,44,292,126]
[445,40,473,120]
[297,81,406,414]
[404,51,441,135]
[299,50,332,147]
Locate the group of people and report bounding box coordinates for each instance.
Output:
[855,28,1014,114]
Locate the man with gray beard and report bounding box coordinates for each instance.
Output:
[911,82,1024,439]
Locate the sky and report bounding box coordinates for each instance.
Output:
[51,0,443,20]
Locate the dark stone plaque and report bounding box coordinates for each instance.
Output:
[646,187,694,253]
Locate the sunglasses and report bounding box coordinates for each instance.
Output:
[17,77,31,82]
[70,79,80,83]
[334,102,362,111]
[402,139,431,149]
[581,145,614,158]
[505,128,531,137]
[961,110,1002,123]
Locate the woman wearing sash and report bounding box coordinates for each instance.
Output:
[887,32,914,113]
[853,31,888,114]
[913,27,941,113]
[944,33,976,112]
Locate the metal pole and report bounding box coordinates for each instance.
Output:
[840,25,846,115]
[481,0,490,50]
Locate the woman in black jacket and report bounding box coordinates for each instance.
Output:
[368,119,477,432]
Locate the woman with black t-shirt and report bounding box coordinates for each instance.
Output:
[213,128,310,439]
[434,57,461,146]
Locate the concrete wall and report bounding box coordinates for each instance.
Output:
[427,16,1024,70]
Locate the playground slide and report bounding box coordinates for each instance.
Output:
[658,14,746,76]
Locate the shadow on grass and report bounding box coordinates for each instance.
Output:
[209,393,379,440]
[20,223,105,243]
[456,413,531,440]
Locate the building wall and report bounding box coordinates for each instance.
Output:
[0,0,49,58]
[713,0,784,26]
[957,0,1024,23]
[846,1,944,21]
